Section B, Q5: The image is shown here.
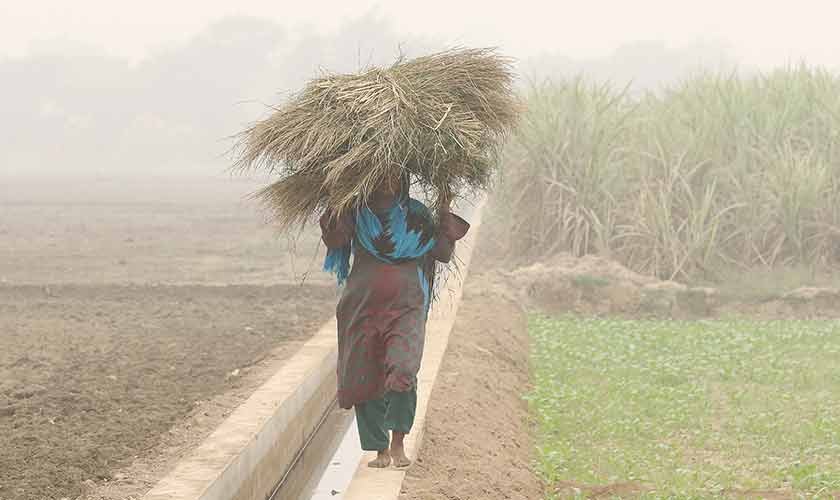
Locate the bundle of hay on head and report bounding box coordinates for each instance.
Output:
[232,47,521,228]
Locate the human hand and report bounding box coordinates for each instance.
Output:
[439,212,470,241]
[320,209,354,234]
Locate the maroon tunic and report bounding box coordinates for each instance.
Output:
[321,206,468,409]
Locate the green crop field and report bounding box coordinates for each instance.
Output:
[528,316,840,499]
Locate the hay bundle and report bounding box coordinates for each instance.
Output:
[233,47,520,228]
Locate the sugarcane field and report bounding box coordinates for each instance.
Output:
[3,3,840,500]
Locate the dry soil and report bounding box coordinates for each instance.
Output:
[0,176,335,500]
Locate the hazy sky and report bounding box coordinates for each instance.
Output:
[2,0,839,68]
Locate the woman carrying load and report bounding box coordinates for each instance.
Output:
[320,175,469,468]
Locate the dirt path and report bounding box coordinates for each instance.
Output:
[399,272,543,500]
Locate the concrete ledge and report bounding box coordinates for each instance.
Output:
[343,200,485,500]
[143,319,339,500]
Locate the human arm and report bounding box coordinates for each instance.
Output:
[428,200,470,263]
[319,210,355,249]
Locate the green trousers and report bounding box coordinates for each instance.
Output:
[354,389,417,451]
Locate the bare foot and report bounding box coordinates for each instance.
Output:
[390,445,411,468]
[367,450,391,468]
[390,432,411,468]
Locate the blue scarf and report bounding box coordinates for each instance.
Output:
[324,196,438,294]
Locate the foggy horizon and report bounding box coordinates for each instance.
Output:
[4,1,840,69]
[2,3,839,179]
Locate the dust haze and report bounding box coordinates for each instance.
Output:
[0,8,787,180]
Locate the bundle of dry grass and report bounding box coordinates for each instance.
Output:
[233,47,520,228]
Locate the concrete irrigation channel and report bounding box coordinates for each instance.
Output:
[142,200,484,500]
